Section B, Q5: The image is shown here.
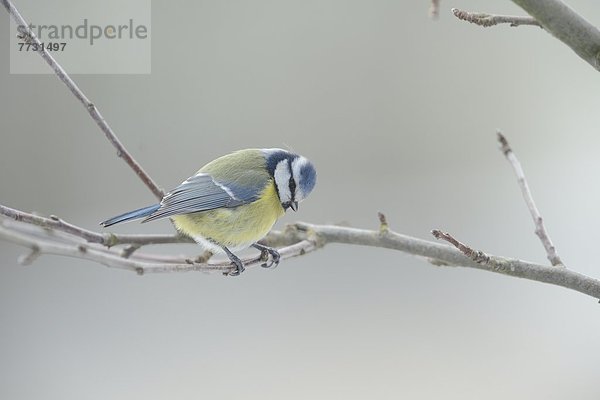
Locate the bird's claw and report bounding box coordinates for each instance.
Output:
[221,246,245,277]
[258,247,280,269]
[227,258,245,276]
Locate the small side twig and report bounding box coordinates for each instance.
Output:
[429,0,441,19]
[431,230,490,264]
[497,131,563,267]
[378,212,389,234]
[120,244,142,259]
[17,245,40,266]
[452,8,541,28]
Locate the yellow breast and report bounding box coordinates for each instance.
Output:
[171,181,284,251]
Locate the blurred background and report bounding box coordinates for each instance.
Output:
[2,0,600,398]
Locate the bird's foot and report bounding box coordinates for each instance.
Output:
[221,246,245,276]
[252,243,281,269]
[227,257,245,276]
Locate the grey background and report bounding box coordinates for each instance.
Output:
[2,0,600,399]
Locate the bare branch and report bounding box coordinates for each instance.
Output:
[1,204,107,243]
[452,8,541,28]
[0,211,307,264]
[511,0,600,71]
[1,0,164,199]
[429,228,595,294]
[2,213,600,299]
[307,222,600,299]
[0,222,317,276]
[0,204,193,247]
[497,131,563,267]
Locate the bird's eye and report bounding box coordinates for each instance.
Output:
[288,177,296,196]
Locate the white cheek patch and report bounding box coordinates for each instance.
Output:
[274,159,292,203]
[291,157,309,201]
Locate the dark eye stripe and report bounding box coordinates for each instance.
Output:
[289,177,296,201]
[287,156,296,201]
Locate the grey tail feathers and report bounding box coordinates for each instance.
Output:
[100,204,160,227]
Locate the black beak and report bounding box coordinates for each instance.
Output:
[290,201,298,212]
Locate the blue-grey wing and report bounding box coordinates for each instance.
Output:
[143,173,262,222]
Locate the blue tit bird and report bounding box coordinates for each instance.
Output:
[100,148,317,276]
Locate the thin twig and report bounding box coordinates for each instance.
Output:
[429,0,441,19]
[17,245,40,266]
[0,204,191,247]
[1,0,164,199]
[497,131,563,267]
[377,212,389,234]
[452,7,541,28]
[431,230,490,264]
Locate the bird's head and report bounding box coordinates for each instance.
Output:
[264,149,317,212]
